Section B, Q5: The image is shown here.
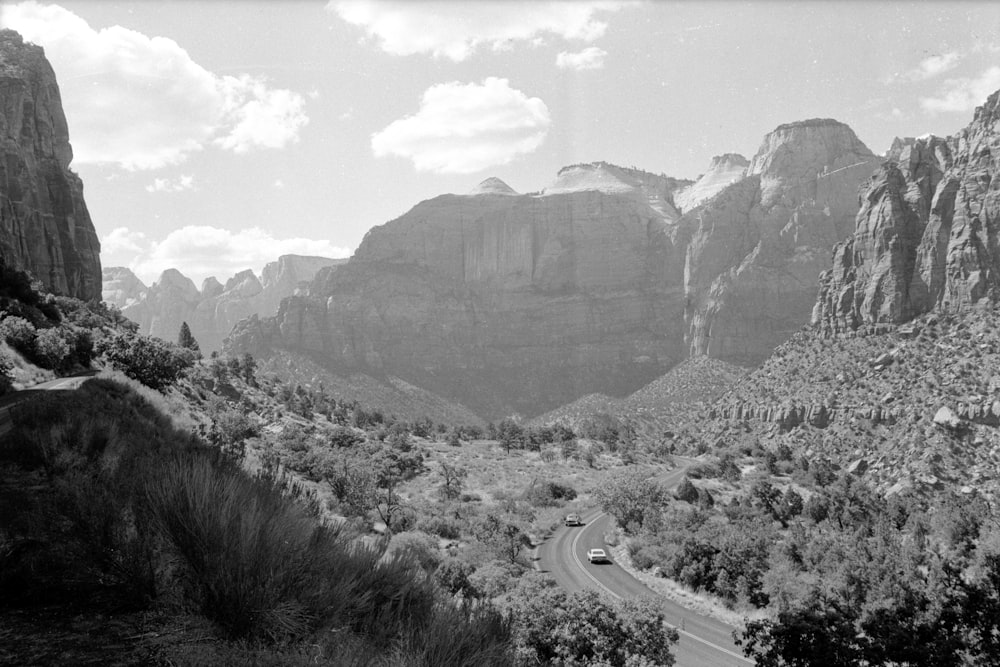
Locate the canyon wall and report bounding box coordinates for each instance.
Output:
[0,29,101,300]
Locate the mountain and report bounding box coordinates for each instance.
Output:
[229,123,877,421]
[673,153,749,212]
[105,255,344,351]
[0,29,101,300]
[683,119,879,364]
[815,90,1000,332]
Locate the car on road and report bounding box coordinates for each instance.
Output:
[564,513,582,526]
[587,548,610,564]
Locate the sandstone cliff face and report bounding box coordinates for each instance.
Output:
[229,172,691,419]
[106,255,343,351]
[229,135,875,420]
[0,30,101,300]
[815,91,1000,331]
[102,266,147,309]
[673,153,749,212]
[684,119,878,363]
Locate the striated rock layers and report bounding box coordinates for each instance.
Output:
[228,169,692,420]
[815,89,1000,332]
[0,30,101,300]
[684,119,878,363]
[105,255,343,352]
[229,130,877,420]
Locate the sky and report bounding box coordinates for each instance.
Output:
[2,0,1000,286]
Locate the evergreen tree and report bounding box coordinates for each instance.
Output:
[177,321,200,352]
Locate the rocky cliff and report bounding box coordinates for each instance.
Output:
[815,90,1000,331]
[106,255,343,351]
[0,29,101,300]
[684,119,878,363]
[229,131,877,420]
[673,153,749,212]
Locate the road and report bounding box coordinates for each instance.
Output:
[537,461,753,667]
[0,374,94,438]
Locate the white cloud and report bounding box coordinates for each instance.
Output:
[371,77,550,174]
[920,66,1000,114]
[145,174,194,193]
[102,225,353,285]
[556,46,607,70]
[102,227,146,256]
[905,51,961,81]
[1,2,308,169]
[330,0,628,61]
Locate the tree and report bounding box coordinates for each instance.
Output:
[98,332,191,391]
[439,461,467,500]
[475,513,531,564]
[0,316,36,355]
[507,586,677,666]
[34,327,70,370]
[497,417,525,454]
[596,470,668,532]
[177,321,200,353]
[239,352,257,386]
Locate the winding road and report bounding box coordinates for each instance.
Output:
[0,374,95,439]
[537,461,753,666]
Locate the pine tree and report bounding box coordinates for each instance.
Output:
[177,321,200,352]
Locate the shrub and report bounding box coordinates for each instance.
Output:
[0,352,13,394]
[98,332,190,391]
[34,327,70,370]
[0,315,36,354]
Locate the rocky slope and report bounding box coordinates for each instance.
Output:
[815,90,1000,331]
[0,29,101,300]
[106,255,343,351]
[230,123,877,421]
[684,119,879,364]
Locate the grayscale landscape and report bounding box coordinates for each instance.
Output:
[2,2,1000,665]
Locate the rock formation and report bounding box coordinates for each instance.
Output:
[228,130,877,419]
[815,90,1000,331]
[101,266,147,309]
[0,29,101,300]
[684,119,879,363]
[105,255,343,352]
[673,153,749,212]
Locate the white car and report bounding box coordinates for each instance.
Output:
[587,548,610,564]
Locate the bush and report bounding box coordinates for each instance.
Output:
[98,332,191,391]
[0,315,36,355]
[0,352,13,394]
[34,327,70,370]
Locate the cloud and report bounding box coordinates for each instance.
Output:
[330,0,627,61]
[556,46,607,70]
[920,66,1000,114]
[905,51,961,81]
[371,77,550,174]
[102,227,147,256]
[145,174,194,193]
[1,2,308,170]
[102,225,353,285]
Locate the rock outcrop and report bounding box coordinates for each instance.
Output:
[684,119,879,363]
[815,89,1000,331]
[0,29,101,300]
[101,266,147,309]
[228,131,877,419]
[106,255,343,351]
[674,153,749,212]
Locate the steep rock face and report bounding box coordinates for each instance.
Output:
[111,255,343,351]
[101,266,147,309]
[0,30,101,299]
[815,90,1000,331]
[229,171,692,420]
[685,119,878,363]
[674,153,749,212]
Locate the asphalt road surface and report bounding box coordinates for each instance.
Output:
[0,374,95,439]
[537,461,754,667]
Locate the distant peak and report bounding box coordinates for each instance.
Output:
[468,177,517,196]
[771,118,847,132]
[709,153,749,169]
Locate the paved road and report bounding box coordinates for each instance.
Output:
[0,374,95,438]
[538,460,753,666]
